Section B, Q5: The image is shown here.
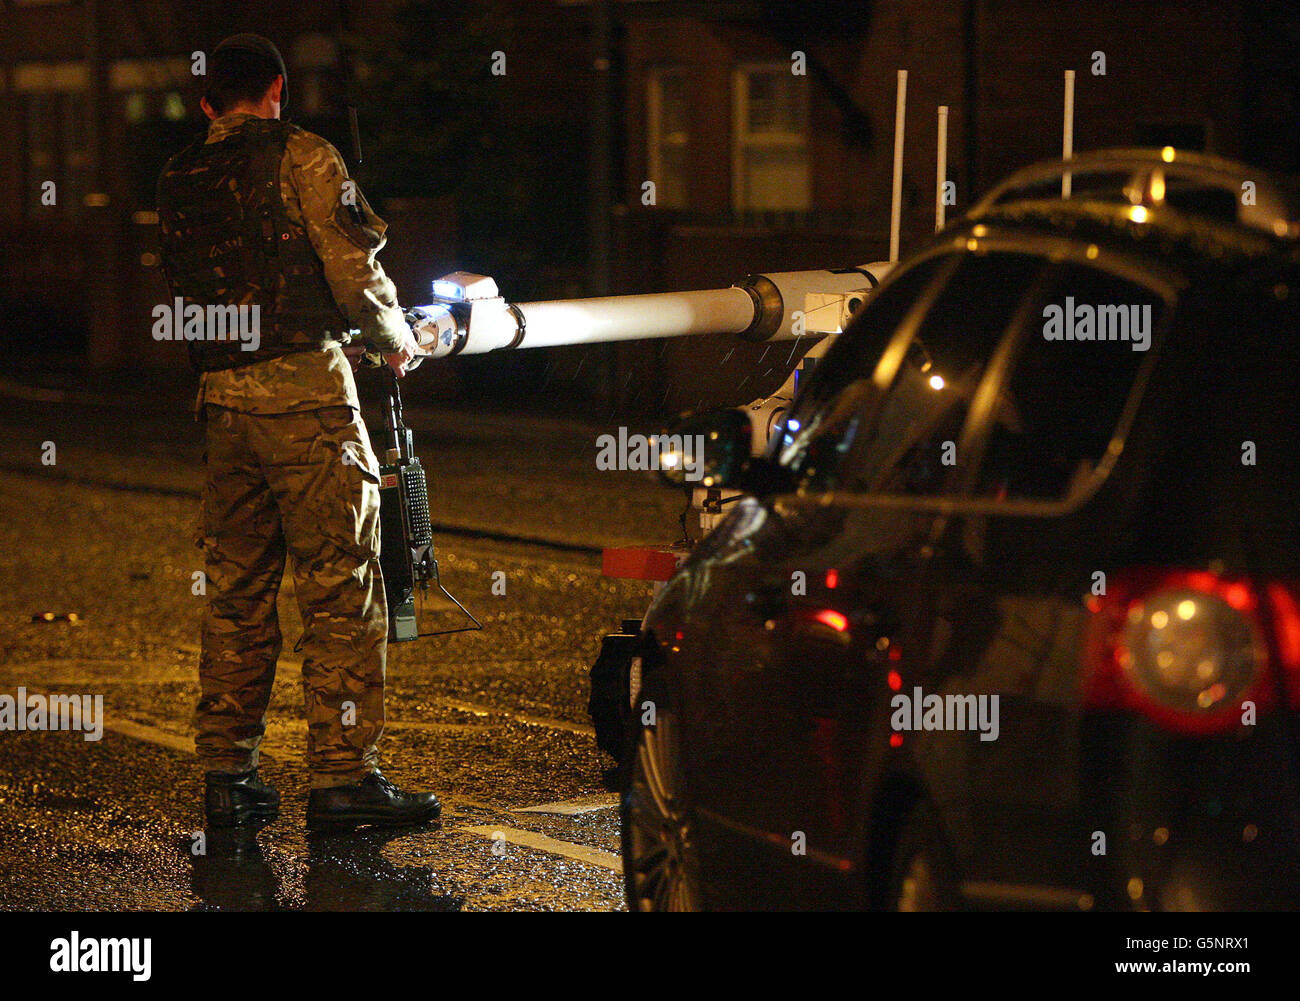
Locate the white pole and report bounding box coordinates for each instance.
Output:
[890,69,907,262]
[517,288,757,348]
[1062,69,1075,197]
[936,105,948,232]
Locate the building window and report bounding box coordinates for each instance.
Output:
[646,65,689,209]
[290,32,341,120]
[732,62,810,214]
[21,91,89,216]
[162,91,187,121]
[124,92,147,124]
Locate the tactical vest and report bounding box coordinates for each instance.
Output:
[156,119,350,372]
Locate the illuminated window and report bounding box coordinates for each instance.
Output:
[646,65,689,209]
[124,92,147,123]
[732,63,809,213]
[291,33,340,119]
[162,91,186,121]
[21,90,89,216]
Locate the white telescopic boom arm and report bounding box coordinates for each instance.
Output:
[515,287,756,347]
[410,265,891,359]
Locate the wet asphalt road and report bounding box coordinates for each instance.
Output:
[0,371,682,911]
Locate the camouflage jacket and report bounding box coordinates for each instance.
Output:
[196,112,408,414]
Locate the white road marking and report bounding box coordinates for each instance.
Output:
[101,718,196,756]
[0,658,191,686]
[382,719,484,734]
[13,669,624,885]
[459,824,622,873]
[2,645,598,741]
[513,794,619,815]
[431,696,595,737]
[98,715,478,759]
[172,645,598,738]
[103,718,294,763]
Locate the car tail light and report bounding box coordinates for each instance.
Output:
[1082,569,1294,735]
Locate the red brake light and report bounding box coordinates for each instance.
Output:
[1083,569,1279,735]
[1267,583,1300,672]
[812,608,849,633]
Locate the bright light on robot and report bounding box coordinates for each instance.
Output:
[786,418,801,432]
[928,374,946,391]
[431,279,467,301]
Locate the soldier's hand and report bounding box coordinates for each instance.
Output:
[386,329,421,377]
[342,343,368,371]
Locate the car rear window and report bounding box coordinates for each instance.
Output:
[778,249,1176,502]
[773,252,955,489]
[850,252,1045,495]
[784,253,950,421]
[778,251,1049,492]
[973,263,1166,502]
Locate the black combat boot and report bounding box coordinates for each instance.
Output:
[306,770,441,830]
[204,768,281,828]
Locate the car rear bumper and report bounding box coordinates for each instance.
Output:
[1084,712,1300,910]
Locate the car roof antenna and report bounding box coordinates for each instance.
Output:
[890,69,907,262]
[936,104,948,232]
[1063,69,1075,197]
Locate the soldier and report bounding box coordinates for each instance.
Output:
[157,33,441,831]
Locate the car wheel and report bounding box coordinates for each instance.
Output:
[888,801,962,912]
[621,673,702,911]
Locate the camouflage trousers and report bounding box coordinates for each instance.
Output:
[196,403,387,787]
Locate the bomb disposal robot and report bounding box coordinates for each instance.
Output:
[406,262,891,763]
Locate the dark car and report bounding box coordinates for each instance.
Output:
[620,149,1300,911]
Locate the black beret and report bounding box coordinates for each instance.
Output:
[213,33,289,108]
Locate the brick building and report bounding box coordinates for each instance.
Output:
[1,1,1294,415]
[0,0,590,376]
[604,0,1295,411]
